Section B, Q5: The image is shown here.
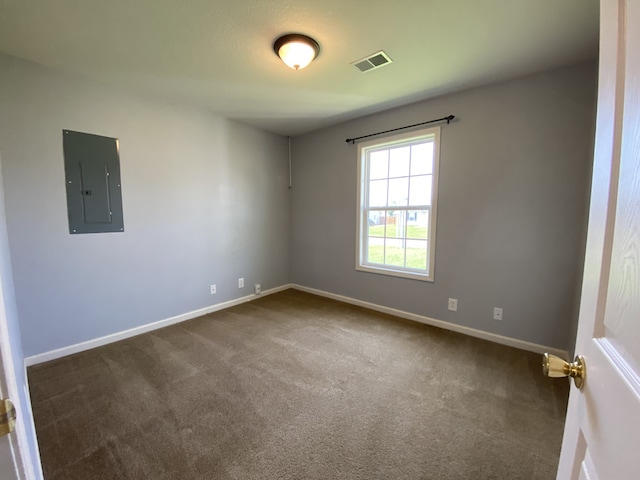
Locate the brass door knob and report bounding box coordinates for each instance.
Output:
[542,353,586,390]
[0,398,16,437]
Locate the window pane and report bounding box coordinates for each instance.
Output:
[407,210,429,239]
[411,142,433,175]
[369,179,387,207]
[409,175,432,206]
[367,237,384,264]
[388,177,409,207]
[358,126,438,280]
[405,239,427,270]
[384,211,404,239]
[389,146,410,178]
[384,238,405,267]
[369,150,388,180]
[367,212,385,237]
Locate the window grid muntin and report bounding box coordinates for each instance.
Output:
[364,206,432,271]
[357,126,439,282]
[363,136,434,273]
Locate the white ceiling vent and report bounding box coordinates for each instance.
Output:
[351,51,393,73]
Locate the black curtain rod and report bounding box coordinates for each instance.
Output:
[345,114,455,144]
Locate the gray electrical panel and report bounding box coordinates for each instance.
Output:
[63,130,124,234]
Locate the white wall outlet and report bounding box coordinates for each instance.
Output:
[210,284,216,295]
[254,283,261,294]
[493,307,503,321]
[238,278,244,288]
[448,298,458,312]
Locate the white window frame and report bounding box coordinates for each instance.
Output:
[355,126,441,282]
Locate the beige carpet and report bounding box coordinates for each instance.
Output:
[28,289,569,479]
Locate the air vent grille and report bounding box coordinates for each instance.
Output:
[351,51,392,73]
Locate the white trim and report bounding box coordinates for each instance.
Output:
[428,127,440,280]
[291,284,569,359]
[25,281,568,367]
[20,366,41,480]
[355,264,433,282]
[355,126,441,282]
[24,284,292,366]
[0,256,42,479]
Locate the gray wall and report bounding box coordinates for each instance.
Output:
[0,157,42,478]
[291,63,597,350]
[0,52,595,358]
[0,54,291,357]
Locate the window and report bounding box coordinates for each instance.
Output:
[356,126,440,281]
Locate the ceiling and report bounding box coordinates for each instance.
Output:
[0,0,599,136]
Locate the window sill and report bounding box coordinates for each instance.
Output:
[356,264,434,282]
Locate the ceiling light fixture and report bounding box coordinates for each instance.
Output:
[273,34,320,70]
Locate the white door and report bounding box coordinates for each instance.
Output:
[0,285,24,479]
[555,0,640,478]
[0,158,29,477]
[0,380,21,480]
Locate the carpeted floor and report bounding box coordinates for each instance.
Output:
[28,289,569,479]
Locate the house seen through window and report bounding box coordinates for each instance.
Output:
[356,126,441,281]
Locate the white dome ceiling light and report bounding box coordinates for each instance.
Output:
[273,34,320,70]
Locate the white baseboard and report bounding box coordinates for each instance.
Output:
[25,282,568,367]
[291,284,569,359]
[24,284,293,367]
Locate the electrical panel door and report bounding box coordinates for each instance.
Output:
[63,130,124,234]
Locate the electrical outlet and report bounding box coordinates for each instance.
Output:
[210,284,216,295]
[493,307,503,321]
[448,298,458,312]
[238,278,244,288]
[254,283,261,294]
